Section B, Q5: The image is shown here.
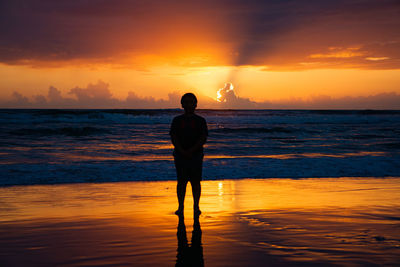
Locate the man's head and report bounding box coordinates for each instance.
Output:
[181,93,197,114]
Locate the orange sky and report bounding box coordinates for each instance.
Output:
[1,0,399,109]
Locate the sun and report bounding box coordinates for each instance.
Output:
[216,83,234,102]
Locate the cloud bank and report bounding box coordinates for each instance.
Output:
[1,81,180,109]
[1,81,399,109]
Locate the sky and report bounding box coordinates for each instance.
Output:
[1,0,400,109]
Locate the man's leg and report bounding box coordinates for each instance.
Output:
[191,156,203,215]
[176,180,188,214]
[191,180,201,215]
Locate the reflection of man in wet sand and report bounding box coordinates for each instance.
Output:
[170,93,208,216]
[176,215,203,267]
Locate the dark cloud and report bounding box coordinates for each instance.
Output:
[226,0,400,69]
[255,93,400,109]
[212,82,400,109]
[0,81,182,108]
[0,0,399,69]
[10,91,29,105]
[0,0,226,65]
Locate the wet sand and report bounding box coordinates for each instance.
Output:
[1,177,400,266]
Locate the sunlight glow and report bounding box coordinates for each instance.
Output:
[2,64,400,108]
[216,82,234,102]
[216,89,223,102]
[365,57,390,61]
[309,47,364,59]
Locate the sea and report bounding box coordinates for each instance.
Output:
[1,109,399,186]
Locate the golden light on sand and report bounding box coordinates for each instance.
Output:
[1,178,400,266]
[2,178,400,223]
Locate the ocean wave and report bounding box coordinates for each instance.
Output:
[348,134,385,139]
[34,109,181,117]
[309,110,400,115]
[104,109,180,116]
[211,127,298,134]
[380,142,400,149]
[1,109,399,186]
[8,126,110,137]
[2,109,400,127]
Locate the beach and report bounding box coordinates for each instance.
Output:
[2,0,400,266]
[1,177,399,266]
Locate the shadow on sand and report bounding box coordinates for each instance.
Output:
[176,215,203,267]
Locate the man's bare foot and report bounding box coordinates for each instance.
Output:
[175,209,184,216]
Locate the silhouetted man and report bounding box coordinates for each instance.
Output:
[170,93,208,216]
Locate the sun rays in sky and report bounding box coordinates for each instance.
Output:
[1,0,400,108]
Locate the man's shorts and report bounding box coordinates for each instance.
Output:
[174,153,203,182]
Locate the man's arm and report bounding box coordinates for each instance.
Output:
[170,117,187,156]
[186,134,207,156]
[171,132,189,157]
[187,118,208,157]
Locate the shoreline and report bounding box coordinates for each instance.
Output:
[1,175,400,188]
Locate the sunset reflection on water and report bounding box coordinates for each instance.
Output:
[0,178,399,266]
